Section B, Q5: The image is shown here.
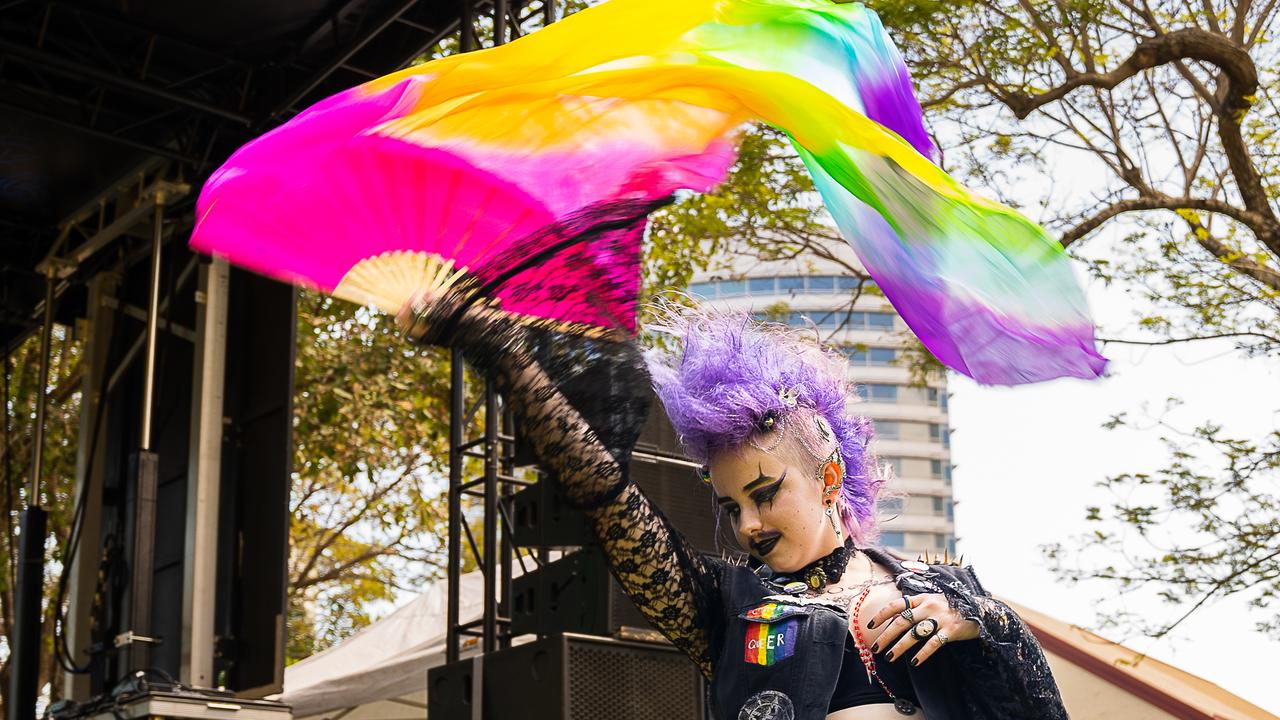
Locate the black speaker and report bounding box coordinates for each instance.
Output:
[511,472,593,548]
[429,634,707,720]
[512,545,737,644]
[511,547,612,636]
[511,452,724,553]
[429,657,479,720]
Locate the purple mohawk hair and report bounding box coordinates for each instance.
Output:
[644,300,885,541]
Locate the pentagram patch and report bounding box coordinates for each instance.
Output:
[737,690,795,720]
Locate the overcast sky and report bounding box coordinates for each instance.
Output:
[947,232,1280,713]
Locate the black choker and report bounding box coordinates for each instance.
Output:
[791,539,856,589]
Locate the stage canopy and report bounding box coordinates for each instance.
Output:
[281,569,495,720]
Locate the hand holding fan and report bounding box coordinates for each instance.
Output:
[191,0,1108,385]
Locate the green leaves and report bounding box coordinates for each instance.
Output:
[287,292,457,660]
[1047,407,1280,639]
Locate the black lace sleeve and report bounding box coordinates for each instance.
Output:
[402,198,723,679]
[932,565,1068,720]
[490,330,723,679]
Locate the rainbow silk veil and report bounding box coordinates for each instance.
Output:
[190,0,1108,386]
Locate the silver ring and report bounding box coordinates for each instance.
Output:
[934,630,949,646]
[898,608,915,623]
[911,618,938,640]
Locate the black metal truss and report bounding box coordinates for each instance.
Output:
[0,0,556,171]
[1,0,558,350]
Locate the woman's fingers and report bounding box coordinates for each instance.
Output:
[906,622,952,666]
[867,595,911,632]
[884,617,936,661]
[908,618,980,666]
[866,595,912,652]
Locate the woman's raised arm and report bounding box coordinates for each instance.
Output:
[423,305,724,678]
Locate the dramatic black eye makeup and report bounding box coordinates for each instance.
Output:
[715,464,786,520]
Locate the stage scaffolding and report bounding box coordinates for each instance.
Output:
[2,2,563,719]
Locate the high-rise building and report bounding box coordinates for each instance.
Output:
[688,252,956,556]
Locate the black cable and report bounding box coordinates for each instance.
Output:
[53,301,122,674]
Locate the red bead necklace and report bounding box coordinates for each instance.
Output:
[849,559,917,715]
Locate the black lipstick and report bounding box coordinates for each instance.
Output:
[751,534,781,557]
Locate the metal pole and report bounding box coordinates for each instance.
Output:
[498,405,514,650]
[482,377,498,653]
[494,0,508,45]
[460,0,474,52]
[139,195,165,450]
[8,508,46,720]
[27,271,54,501]
[182,258,229,688]
[9,271,55,720]
[125,193,165,671]
[446,348,464,664]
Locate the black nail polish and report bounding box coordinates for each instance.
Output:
[910,658,919,667]
[866,620,876,629]
[885,651,894,661]
[870,644,879,653]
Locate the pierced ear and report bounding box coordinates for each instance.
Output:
[822,461,842,486]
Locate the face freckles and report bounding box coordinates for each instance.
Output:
[709,441,841,574]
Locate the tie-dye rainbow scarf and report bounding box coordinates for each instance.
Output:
[191,0,1107,385]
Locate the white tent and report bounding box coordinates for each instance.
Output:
[279,570,491,720]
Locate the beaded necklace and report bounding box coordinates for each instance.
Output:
[849,555,918,716]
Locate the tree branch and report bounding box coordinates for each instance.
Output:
[1000,29,1255,120]
[1059,194,1275,247]
[1098,331,1280,347]
[996,25,1275,234]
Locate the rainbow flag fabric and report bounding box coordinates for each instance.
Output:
[190,0,1107,385]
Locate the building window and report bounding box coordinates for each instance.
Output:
[929,423,950,447]
[932,496,945,515]
[868,313,894,330]
[686,276,882,300]
[930,459,943,479]
[749,308,899,333]
[878,497,903,514]
[720,280,746,297]
[869,347,896,366]
[778,276,806,293]
[843,347,898,366]
[945,499,954,521]
[689,281,716,298]
[880,531,905,548]
[881,456,903,476]
[864,383,898,403]
[874,421,900,440]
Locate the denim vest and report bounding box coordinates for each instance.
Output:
[708,547,973,720]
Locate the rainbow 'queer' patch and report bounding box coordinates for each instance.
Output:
[743,616,798,666]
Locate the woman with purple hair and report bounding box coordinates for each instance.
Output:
[411,297,1067,720]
